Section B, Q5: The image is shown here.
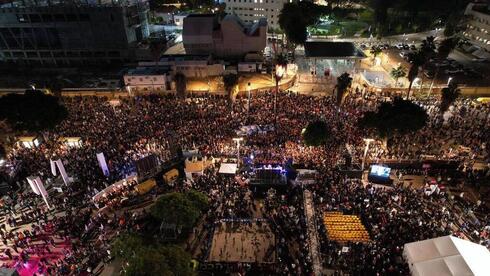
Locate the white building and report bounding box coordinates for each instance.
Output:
[463,2,490,52]
[223,0,291,31]
[173,13,188,27]
[123,67,172,93]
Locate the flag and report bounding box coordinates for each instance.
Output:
[55,159,70,185]
[50,159,57,176]
[97,152,110,176]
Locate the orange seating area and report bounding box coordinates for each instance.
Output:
[323,212,371,243]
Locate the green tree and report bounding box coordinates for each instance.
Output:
[112,233,145,260]
[185,189,209,212]
[370,46,382,64]
[390,65,407,87]
[440,82,460,114]
[150,192,201,230]
[113,234,194,276]
[428,37,459,95]
[123,248,173,276]
[157,245,194,276]
[222,73,239,104]
[174,72,187,99]
[358,97,428,140]
[0,90,68,132]
[279,2,329,45]
[302,120,331,147]
[46,78,64,98]
[335,72,352,105]
[0,144,5,159]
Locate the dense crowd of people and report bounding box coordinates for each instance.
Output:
[0,89,488,275]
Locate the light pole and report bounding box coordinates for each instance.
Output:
[247,82,251,120]
[232,137,244,166]
[361,138,374,170]
[273,64,285,128]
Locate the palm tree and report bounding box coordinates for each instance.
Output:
[406,50,426,99]
[46,77,64,98]
[335,72,352,106]
[370,46,382,65]
[420,36,436,55]
[390,65,406,87]
[428,37,459,95]
[416,36,436,95]
[174,72,187,99]
[440,82,460,114]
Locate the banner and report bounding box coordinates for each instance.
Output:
[50,159,57,176]
[27,176,40,195]
[55,159,70,185]
[96,152,110,176]
[26,176,51,209]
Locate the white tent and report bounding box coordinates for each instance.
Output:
[404,235,490,276]
[218,163,237,174]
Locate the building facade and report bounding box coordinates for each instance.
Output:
[123,67,172,93]
[138,55,225,78]
[463,2,490,51]
[223,0,290,31]
[183,14,266,58]
[0,0,150,66]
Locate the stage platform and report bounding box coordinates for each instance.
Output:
[208,220,276,264]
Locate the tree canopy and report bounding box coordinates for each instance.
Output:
[335,73,352,105]
[440,83,461,114]
[0,144,5,159]
[112,233,193,276]
[0,90,68,132]
[222,73,239,103]
[390,65,407,86]
[358,97,428,139]
[150,190,208,230]
[279,2,329,45]
[174,72,187,99]
[302,120,331,147]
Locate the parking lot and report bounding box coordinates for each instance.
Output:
[359,41,490,87]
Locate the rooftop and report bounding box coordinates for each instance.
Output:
[304,41,366,59]
[0,0,147,8]
[127,66,171,75]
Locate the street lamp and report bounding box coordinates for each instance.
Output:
[247,82,251,120]
[361,138,374,170]
[232,137,244,166]
[447,77,453,86]
[273,64,285,128]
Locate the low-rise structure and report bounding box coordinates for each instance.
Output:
[123,67,172,93]
[138,55,225,78]
[183,14,266,58]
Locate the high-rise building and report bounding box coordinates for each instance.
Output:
[223,0,291,31]
[463,2,490,51]
[0,0,150,66]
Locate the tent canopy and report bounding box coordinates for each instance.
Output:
[404,235,490,276]
[219,163,237,174]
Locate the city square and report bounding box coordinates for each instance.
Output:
[0,0,489,276]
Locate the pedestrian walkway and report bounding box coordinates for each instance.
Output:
[303,189,322,276]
